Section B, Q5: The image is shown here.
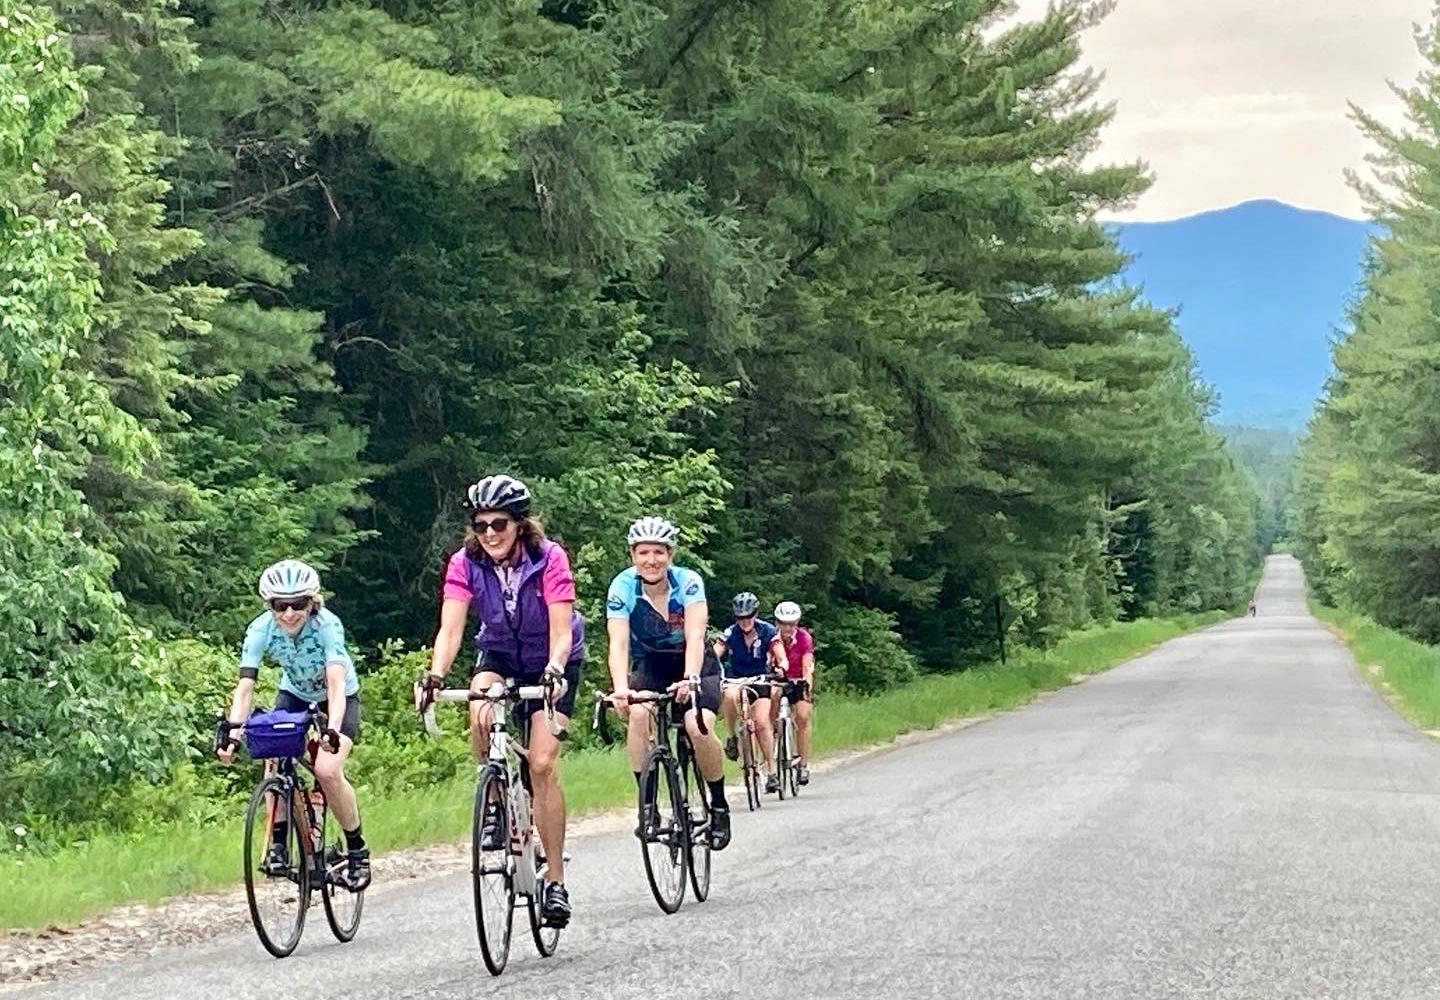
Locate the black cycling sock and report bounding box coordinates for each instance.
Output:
[344,825,365,852]
[633,770,642,788]
[708,778,727,808]
[271,821,288,847]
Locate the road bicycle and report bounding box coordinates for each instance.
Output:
[771,677,804,800]
[721,676,773,811]
[420,676,568,976]
[594,677,713,914]
[215,707,364,958]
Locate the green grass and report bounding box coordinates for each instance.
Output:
[1311,601,1440,729]
[1,610,1227,930]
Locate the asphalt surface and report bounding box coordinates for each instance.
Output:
[17,555,1440,999]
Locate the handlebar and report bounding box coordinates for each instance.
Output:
[416,675,568,740]
[592,676,710,738]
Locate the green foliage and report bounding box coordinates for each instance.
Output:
[1292,9,1440,638]
[5,0,1259,847]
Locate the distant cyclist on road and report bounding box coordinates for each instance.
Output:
[605,516,732,850]
[217,559,371,892]
[416,474,583,928]
[773,600,816,786]
[713,592,787,794]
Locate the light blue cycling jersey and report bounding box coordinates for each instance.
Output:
[606,566,706,659]
[240,607,359,702]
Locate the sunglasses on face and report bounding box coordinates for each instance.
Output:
[268,597,313,613]
[471,516,514,535]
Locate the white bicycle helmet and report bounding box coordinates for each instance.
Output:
[774,601,802,623]
[465,474,532,517]
[627,515,680,549]
[258,559,322,600]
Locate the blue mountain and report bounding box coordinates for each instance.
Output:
[1109,200,1379,429]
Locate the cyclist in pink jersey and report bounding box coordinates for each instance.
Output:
[772,601,815,786]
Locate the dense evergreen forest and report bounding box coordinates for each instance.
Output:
[2,0,1259,837]
[1292,13,1440,642]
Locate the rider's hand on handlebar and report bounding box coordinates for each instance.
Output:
[414,671,444,712]
[320,727,342,754]
[675,676,698,705]
[611,686,631,713]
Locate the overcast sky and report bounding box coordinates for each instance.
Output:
[1010,0,1434,221]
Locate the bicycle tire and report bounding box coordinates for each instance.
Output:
[785,715,800,798]
[473,767,514,975]
[243,775,309,958]
[776,719,791,801]
[639,748,688,914]
[683,750,712,902]
[318,793,364,942]
[528,857,561,957]
[740,724,761,811]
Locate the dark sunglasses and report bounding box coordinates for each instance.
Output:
[268,596,313,613]
[471,515,514,535]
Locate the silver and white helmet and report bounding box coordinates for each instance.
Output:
[627,515,680,549]
[774,601,802,623]
[258,559,322,600]
[465,474,532,517]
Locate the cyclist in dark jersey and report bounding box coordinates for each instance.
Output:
[605,516,731,850]
[713,591,787,793]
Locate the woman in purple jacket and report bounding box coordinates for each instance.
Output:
[418,474,583,929]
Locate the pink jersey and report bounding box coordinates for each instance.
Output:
[780,627,814,679]
[442,544,576,605]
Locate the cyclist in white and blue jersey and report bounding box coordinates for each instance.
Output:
[216,559,370,891]
[605,516,731,850]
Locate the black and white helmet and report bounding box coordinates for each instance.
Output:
[774,601,802,623]
[465,474,532,517]
[627,515,680,549]
[732,592,760,617]
[258,559,322,600]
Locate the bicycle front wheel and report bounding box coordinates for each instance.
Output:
[639,749,688,914]
[682,750,712,902]
[785,715,800,797]
[776,720,792,801]
[472,767,515,975]
[319,798,364,942]
[740,726,761,812]
[243,775,309,958]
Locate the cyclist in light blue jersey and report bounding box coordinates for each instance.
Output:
[605,516,731,850]
[217,559,370,891]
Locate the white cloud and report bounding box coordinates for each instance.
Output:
[1009,0,1433,219]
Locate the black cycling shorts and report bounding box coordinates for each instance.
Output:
[777,679,812,704]
[473,650,583,718]
[629,649,722,717]
[274,689,361,742]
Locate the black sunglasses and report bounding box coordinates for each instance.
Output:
[471,515,514,535]
[268,596,313,613]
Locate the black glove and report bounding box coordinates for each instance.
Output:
[321,727,341,754]
[417,671,444,710]
[213,716,237,753]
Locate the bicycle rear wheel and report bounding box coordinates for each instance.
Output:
[528,857,560,957]
[639,749,688,913]
[243,775,309,958]
[472,767,514,975]
[318,796,364,942]
[740,725,761,811]
[682,750,712,902]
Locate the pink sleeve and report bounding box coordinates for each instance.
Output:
[540,543,577,604]
[442,550,473,603]
[801,629,815,654]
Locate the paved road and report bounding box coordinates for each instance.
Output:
[17,555,1440,999]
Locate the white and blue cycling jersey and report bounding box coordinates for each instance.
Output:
[605,566,706,659]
